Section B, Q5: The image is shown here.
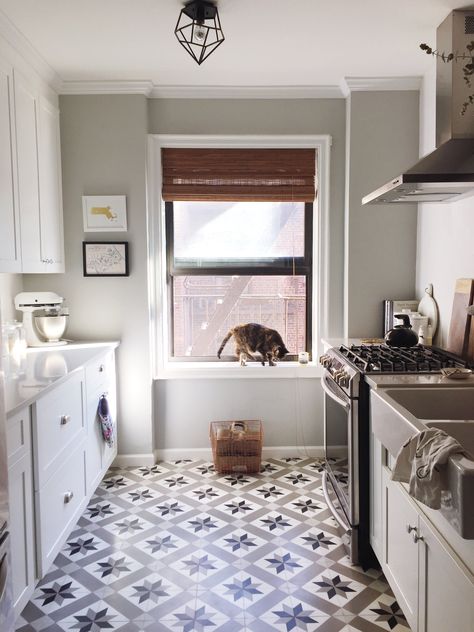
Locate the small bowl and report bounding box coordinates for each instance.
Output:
[440,368,473,380]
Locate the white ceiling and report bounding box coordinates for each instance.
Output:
[0,0,468,89]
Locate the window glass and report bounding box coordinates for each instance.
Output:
[172,275,306,358]
[173,201,304,264]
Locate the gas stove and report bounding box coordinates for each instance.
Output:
[319,344,472,398]
[336,344,470,374]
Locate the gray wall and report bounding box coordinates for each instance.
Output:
[24,94,153,457]
[0,274,23,322]
[149,98,347,452]
[345,91,420,337]
[155,378,323,450]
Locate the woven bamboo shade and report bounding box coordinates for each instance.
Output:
[161,148,316,202]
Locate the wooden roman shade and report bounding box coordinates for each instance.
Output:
[161,148,316,202]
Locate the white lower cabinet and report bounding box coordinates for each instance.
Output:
[35,440,87,576]
[85,350,117,495]
[6,407,35,618]
[379,466,474,632]
[6,346,118,621]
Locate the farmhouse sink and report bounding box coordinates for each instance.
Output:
[370,386,474,538]
[383,387,474,421]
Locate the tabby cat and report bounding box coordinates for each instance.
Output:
[217,323,289,366]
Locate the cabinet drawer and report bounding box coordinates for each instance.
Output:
[36,440,86,576]
[34,370,85,489]
[85,351,115,393]
[6,407,31,467]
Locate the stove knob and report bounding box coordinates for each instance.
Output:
[319,354,332,368]
[339,372,350,388]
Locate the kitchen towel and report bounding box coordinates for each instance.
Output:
[391,428,464,509]
[97,394,114,447]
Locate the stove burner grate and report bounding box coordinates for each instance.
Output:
[338,344,470,374]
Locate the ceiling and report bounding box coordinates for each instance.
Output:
[0,0,469,90]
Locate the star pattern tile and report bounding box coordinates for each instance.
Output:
[16,458,411,632]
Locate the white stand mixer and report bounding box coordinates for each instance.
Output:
[15,292,68,347]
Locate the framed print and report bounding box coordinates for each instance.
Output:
[82,195,127,232]
[83,242,129,277]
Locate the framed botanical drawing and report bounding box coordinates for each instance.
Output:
[83,242,129,277]
[82,195,127,232]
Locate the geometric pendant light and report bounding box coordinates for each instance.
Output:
[175,0,225,65]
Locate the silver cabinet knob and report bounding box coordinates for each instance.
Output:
[406,524,417,534]
[413,532,424,543]
[99,364,105,372]
[64,491,74,504]
[60,415,71,426]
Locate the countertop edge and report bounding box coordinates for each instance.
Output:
[5,341,120,418]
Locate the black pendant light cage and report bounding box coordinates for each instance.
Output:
[175,0,225,65]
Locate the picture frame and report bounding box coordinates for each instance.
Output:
[83,242,129,277]
[82,195,127,232]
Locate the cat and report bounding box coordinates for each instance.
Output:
[217,323,289,366]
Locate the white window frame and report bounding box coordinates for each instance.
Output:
[147,134,331,379]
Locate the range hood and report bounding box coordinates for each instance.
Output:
[363,9,474,205]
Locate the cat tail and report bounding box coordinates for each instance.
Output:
[217,330,233,359]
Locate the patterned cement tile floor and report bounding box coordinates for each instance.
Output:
[16,458,411,632]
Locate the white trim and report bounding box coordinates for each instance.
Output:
[0,9,61,90]
[340,76,422,97]
[113,453,156,467]
[153,446,326,462]
[57,81,344,99]
[146,134,332,380]
[59,80,154,96]
[156,362,323,380]
[149,85,344,99]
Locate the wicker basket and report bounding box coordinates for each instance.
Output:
[210,420,263,474]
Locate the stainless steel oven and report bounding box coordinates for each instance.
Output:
[320,366,363,564]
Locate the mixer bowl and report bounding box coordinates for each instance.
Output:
[34,315,67,342]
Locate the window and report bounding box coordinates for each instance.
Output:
[148,136,330,374]
[166,200,312,360]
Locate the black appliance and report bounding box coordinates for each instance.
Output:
[319,343,471,567]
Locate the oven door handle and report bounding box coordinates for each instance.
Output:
[322,470,351,533]
[320,374,351,412]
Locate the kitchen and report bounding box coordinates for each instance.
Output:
[0,1,473,631]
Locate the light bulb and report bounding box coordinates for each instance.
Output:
[194,24,207,42]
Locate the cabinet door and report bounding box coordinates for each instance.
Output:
[383,470,419,631]
[37,96,64,272]
[419,515,474,632]
[13,70,42,272]
[369,428,383,561]
[0,60,21,272]
[8,455,35,618]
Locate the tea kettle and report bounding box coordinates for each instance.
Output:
[384,314,419,348]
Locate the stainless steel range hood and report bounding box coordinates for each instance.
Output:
[363,10,474,205]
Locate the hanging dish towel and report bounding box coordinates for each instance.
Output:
[391,428,464,509]
[97,394,114,447]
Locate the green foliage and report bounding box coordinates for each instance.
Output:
[420,41,474,115]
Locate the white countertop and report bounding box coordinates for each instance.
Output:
[366,373,474,389]
[3,341,119,417]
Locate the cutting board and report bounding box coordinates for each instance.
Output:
[446,278,474,359]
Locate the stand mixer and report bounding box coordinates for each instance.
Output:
[15,292,69,347]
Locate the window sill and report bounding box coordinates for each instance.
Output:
[155,361,323,380]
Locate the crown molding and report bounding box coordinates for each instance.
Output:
[340,76,422,97]
[59,80,154,96]
[58,81,345,99]
[0,9,61,90]
[149,85,345,99]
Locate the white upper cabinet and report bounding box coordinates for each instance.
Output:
[14,68,42,271]
[13,68,65,273]
[0,59,21,271]
[37,95,64,271]
[0,51,64,274]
